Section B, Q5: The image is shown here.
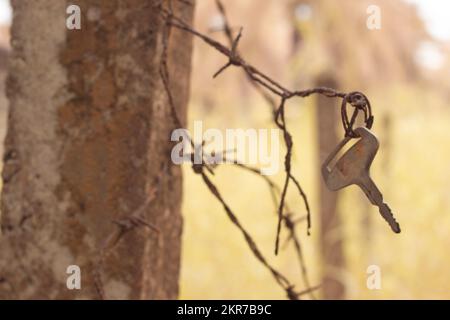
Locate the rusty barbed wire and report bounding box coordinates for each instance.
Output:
[208,1,315,268]
[229,161,316,299]
[93,168,165,299]
[157,0,374,299]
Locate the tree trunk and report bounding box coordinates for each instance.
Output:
[316,74,346,299]
[0,46,8,159]
[0,0,194,299]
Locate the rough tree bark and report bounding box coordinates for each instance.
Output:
[0,46,8,158]
[0,0,194,299]
[316,74,345,299]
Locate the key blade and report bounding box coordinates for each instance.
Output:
[358,174,380,205]
[358,175,401,234]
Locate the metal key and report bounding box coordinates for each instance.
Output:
[321,127,401,233]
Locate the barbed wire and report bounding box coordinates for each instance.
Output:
[157,0,374,300]
[93,167,166,299]
[230,162,316,299]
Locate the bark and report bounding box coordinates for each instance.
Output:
[0,46,8,158]
[316,74,345,299]
[0,0,194,299]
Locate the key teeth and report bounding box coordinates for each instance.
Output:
[379,203,401,234]
[391,222,401,234]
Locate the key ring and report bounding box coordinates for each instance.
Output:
[341,91,374,138]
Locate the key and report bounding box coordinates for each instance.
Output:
[321,127,401,233]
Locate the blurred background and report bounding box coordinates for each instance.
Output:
[1,0,450,299]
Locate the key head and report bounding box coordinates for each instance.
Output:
[322,127,379,191]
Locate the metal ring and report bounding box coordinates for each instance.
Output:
[341,91,373,138]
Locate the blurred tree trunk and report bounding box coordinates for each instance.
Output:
[316,74,345,299]
[0,0,194,299]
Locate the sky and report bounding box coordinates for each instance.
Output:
[0,0,11,26]
[405,0,450,41]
